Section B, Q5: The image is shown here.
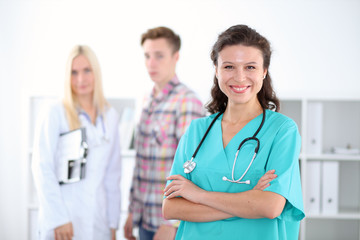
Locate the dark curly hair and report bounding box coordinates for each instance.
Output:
[206,24,280,114]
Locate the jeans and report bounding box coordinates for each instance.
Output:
[139,224,155,240]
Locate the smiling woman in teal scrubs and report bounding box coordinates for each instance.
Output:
[163,25,305,240]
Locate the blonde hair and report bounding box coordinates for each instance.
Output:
[63,45,108,130]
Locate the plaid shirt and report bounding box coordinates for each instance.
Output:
[129,76,204,232]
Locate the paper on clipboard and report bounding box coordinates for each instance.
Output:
[55,128,88,184]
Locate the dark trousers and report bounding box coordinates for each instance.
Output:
[139,219,156,240]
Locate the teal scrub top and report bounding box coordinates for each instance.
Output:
[168,110,305,240]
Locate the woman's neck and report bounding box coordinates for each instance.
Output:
[78,95,96,124]
[223,101,263,124]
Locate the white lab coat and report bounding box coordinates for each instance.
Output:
[32,102,122,240]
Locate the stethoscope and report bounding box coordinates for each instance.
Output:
[183,109,266,184]
[79,111,109,146]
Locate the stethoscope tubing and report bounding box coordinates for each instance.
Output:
[184,109,266,184]
[191,111,223,159]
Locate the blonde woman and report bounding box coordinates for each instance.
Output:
[32,45,121,240]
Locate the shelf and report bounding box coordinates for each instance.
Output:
[280,98,360,240]
[306,97,360,101]
[306,154,360,161]
[306,212,360,220]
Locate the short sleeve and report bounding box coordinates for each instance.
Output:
[264,120,305,221]
[167,121,193,186]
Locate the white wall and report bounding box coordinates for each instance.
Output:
[0,0,359,239]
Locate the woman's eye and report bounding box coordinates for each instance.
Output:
[246,66,255,70]
[224,65,234,69]
[84,68,91,73]
[71,70,77,75]
[156,55,163,59]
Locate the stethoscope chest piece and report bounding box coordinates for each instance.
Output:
[183,158,196,173]
[182,109,266,181]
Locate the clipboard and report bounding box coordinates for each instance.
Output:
[55,127,88,184]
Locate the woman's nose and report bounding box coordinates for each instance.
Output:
[76,72,85,82]
[234,68,245,81]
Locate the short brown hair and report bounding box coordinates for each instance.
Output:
[141,26,181,53]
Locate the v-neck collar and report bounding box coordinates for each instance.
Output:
[217,111,264,152]
[214,111,265,172]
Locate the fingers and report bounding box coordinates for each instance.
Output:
[55,232,70,240]
[164,190,178,199]
[124,224,133,239]
[164,176,190,199]
[256,182,268,189]
[164,184,181,199]
[264,169,276,177]
[69,225,74,239]
[257,182,270,190]
[164,182,179,193]
[163,184,172,193]
[261,170,277,181]
[124,216,135,240]
[166,174,185,181]
[253,170,277,190]
[55,228,72,240]
[260,175,277,183]
[66,232,73,240]
[164,175,186,192]
[124,231,135,239]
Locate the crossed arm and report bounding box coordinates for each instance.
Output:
[162,170,285,222]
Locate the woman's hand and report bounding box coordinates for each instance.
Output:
[164,175,205,203]
[253,170,277,190]
[111,228,116,240]
[54,222,73,240]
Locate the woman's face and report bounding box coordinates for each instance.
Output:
[71,55,95,98]
[216,44,267,107]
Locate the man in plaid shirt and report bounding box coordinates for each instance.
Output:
[124,26,204,240]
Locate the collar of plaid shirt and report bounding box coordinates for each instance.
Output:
[149,75,180,105]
